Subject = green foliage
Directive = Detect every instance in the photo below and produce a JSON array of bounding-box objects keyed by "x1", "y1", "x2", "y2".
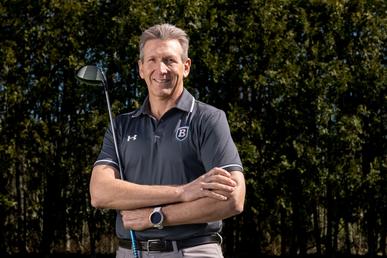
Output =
[{"x1": 0, "y1": 0, "x2": 385, "y2": 256}]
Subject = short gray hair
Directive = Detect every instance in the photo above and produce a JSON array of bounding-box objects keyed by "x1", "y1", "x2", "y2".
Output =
[{"x1": 139, "y1": 24, "x2": 189, "y2": 61}]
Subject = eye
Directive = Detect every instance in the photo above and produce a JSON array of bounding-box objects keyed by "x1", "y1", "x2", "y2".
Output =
[{"x1": 164, "y1": 57, "x2": 177, "y2": 65}]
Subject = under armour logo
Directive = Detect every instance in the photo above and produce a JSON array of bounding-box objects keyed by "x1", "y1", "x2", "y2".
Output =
[
  {"x1": 127, "y1": 135, "x2": 137, "y2": 142},
  {"x1": 176, "y1": 127, "x2": 189, "y2": 141}
]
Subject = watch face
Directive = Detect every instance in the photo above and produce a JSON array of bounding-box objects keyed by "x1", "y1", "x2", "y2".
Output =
[{"x1": 150, "y1": 211, "x2": 162, "y2": 224}]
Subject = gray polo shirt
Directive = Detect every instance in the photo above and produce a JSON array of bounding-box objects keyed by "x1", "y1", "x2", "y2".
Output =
[{"x1": 95, "y1": 89, "x2": 243, "y2": 240}]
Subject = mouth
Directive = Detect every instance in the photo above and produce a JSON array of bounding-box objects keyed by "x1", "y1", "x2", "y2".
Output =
[{"x1": 153, "y1": 78, "x2": 171, "y2": 85}]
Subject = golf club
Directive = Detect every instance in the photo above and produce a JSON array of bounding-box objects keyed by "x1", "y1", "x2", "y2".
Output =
[
  {"x1": 75, "y1": 65, "x2": 123, "y2": 180},
  {"x1": 75, "y1": 65, "x2": 139, "y2": 258}
]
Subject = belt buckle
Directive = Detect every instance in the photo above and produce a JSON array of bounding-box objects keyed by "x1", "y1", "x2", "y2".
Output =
[
  {"x1": 146, "y1": 239, "x2": 161, "y2": 253},
  {"x1": 216, "y1": 233, "x2": 223, "y2": 245}
]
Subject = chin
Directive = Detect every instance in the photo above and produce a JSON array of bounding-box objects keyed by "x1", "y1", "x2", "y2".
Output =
[
  {"x1": 151, "y1": 89, "x2": 173, "y2": 98},
  {"x1": 150, "y1": 83, "x2": 182, "y2": 98}
]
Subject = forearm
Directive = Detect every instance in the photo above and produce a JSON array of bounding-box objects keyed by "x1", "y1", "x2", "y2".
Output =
[
  {"x1": 90, "y1": 165, "x2": 183, "y2": 210},
  {"x1": 90, "y1": 165, "x2": 237, "y2": 210},
  {"x1": 163, "y1": 197, "x2": 239, "y2": 226},
  {"x1": 163, "y1": 171, "x2": 245, "y2": 226},
  {"x1": 121, "y1": 190, "x2": 244, "y2": 231},
  {"x1": 120, "y1": 171, "x2": 245, "y2": 231}
]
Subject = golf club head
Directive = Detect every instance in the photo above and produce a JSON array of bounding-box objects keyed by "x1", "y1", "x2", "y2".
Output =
[{"x1": 75, "y1": 65, "x2": 107, "y2": 88}]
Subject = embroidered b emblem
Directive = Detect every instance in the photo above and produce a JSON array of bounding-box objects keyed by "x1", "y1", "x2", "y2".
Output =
[{"x1": 176, "y1": 126, "x2": 189, "y2": 141}]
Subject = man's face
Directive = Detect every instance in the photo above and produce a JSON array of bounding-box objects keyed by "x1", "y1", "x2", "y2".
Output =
[{"x1": 138, "y1": 39, "x2": 191, "y2": 100}]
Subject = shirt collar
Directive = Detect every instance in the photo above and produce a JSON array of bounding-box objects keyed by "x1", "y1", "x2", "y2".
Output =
[
  {"x1": 175, "y1": 89, "x2": 195, "y2": 112},
  {"x1": 132, "y1": 89, "x2": 194, "y2": 118}
]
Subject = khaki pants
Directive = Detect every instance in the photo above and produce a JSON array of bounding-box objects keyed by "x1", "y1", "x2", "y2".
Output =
[{"x1": 116, "y1": 243, "x2": 224, "y2": 258}]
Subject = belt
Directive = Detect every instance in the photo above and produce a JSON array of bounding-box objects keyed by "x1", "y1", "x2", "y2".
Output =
[{"x1": 118, "y1": 234, "x2": 222, "y2": 252}]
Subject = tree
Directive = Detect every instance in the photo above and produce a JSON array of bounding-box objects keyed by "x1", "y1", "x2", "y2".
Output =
[{"x1": 0, "y1": 0, "x2": 385, "y2": 256}]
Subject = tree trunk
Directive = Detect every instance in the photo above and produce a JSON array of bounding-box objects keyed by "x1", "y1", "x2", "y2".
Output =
[
  {"x1": 326, "y1": 183, "x2": 334, "y2": 257},
  {"x1": 312, "y1": 200, "x2": 322, "y2": 255}
]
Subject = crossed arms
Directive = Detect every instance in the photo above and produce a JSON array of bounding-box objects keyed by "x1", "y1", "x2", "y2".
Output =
[{"x1": 90, "y1": 165, "x2": 246, "y2": 231}]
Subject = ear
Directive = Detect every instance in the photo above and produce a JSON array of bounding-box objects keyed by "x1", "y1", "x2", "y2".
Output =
[
  {"x1": 138, "y1": 60, "x2": 144, "y2": 79},
  {"x1": 183, "y1": 58, "x2": 191, "y2": 78}
]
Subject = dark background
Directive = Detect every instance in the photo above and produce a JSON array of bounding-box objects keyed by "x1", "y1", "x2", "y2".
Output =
[{"x1": 0, "y1": 0, "x2": 386, "y2": 257}]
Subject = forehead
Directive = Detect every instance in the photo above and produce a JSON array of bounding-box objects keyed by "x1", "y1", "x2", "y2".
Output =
[{"x1": 143, "y1": 39, "x2": 183, "y2": 58}]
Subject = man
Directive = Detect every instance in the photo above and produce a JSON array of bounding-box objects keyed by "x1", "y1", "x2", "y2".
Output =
[{"x1": 90, "y1": 23, "x2": 246, "y2": 258}]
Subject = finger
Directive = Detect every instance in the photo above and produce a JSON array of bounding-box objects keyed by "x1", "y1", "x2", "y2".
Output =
[
  {"x1": 205, "y1": 175, "x2": 237, "y2": 187},
  {"x1": 201, "y1": 189, "x2": 228, "y2": 200},
  {"x1": 209, "y1": 167, "x2": 232, "y2": 177},
  {"x1": 202, "y1": 182, "x2": 235, "y2": 192},
  {"x1": 120, "y1": 210, "x2": 131, "y2": 216}
]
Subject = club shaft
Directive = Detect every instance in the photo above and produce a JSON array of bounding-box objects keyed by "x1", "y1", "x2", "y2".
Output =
[
  {"x1": 104, "y1": 89, "x2": 124, "y2": 180},
  {"x1": 101, "y1": 71, "x2": 138, "y2": 258}
]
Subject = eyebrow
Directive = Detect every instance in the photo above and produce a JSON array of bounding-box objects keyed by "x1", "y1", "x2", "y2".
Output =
[{"x1": 145, "y1": 55, "x2": 179, "y2": 62}]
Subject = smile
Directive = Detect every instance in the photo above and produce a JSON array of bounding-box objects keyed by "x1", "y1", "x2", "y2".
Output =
[{"x1": 153, "y1": 78, "x2": 171, "y2": 84}]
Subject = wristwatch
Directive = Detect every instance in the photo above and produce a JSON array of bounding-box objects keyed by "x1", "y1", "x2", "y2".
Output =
[{"x1": 149, "y1": 207, "x2": 164, "y2": 229}]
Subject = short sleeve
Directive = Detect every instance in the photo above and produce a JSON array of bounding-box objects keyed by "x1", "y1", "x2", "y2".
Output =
[
  {"x1": 94, "y1": 125, "x2": 120, "y2": 171},
  {"x1": 199, "y1": 109, "x2": 243, "y2": 173}
]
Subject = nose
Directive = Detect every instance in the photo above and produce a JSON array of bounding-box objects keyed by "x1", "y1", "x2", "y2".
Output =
[{"x1": 158, "y1": 61, "x2": 168, "y2": 74}]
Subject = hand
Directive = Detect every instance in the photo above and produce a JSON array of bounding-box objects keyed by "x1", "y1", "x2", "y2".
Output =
[
  {"x1": 178, "y1": 167, "x2": 237, "y2": 202},
  {"x1": 120, "y1": 208, "x2": 152, "y2": 231}
]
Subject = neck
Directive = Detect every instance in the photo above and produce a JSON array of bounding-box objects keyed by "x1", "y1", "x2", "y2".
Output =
[
  {"x1": 149, "y1": 100, "x2": 175, "y2": 120},
  {"x1": 149, "y1": 89, "x2": 184, "y2": 120}
]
